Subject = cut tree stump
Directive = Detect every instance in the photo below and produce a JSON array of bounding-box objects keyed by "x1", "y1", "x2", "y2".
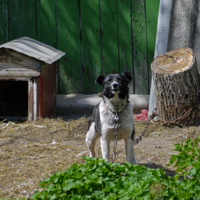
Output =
[{"x1": 151, "y1": 47, "x2": 200, "y2": 126}]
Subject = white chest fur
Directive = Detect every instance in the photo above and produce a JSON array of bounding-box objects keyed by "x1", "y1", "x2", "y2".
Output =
[{"x1": 99, "y1": 97, "x2": 134, "y2": 141}]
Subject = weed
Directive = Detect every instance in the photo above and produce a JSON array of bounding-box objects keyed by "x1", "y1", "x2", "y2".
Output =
[{"x1": 31, "y1": 138, "x2": 200, "y2": 200}]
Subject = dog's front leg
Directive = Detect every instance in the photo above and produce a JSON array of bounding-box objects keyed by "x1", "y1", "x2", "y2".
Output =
[
  {"x1": 100, "y1": 137, "x2": 110, "y2": 162},
  {"x1": 125, "y1": 138, "x2": 137, "y2": 164}
]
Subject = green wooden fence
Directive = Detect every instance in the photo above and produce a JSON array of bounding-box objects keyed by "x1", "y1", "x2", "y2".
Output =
[{"x1": 0, "y1": 0, "x2": 159, "y2": 94}]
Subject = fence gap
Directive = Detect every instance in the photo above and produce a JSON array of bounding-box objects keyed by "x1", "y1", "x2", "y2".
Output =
[
  {"x1": 144, "y1": 0, "x2": 150, "y2": 93},
  {"x1": 78, "y1": 0, "x2": 84, "y2": 94},
  {"x1": 99, "y1": 0, "x2": 103, "y2": 75},
  {"x1": 7, "y1": 0, "x2": 9, "y2": 42},
  {"x1": 130, "y1": 0, "x2": 135, "y2": 93},
  {"x1": 35, "y1": 0, "x2": 38, "y2": 40},
  {"x1": 55, "y1": 0, "x2": 60, "y2": 93},
  {"x1": 116, "y1": 0, "x2": 120, "y2": 73}
]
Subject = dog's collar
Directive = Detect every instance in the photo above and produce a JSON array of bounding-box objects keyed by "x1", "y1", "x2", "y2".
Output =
[
  {"x1": 107, "y1": 101, "x2": 128, "y2": 114},
  {"x1": 102, "y1": 95, "x2": 128, "y2": 118}
]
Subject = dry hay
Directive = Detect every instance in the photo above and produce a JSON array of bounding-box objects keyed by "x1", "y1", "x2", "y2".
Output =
[
  {"x1": 134, "y1": 122, "x2": 200, "y2": 174},
  {"x1": 0, "y1": 117, "x2": 89, "y2": 199},
  {"x1": 0, "y1": 117, "x2": 200, "y2": 199}
]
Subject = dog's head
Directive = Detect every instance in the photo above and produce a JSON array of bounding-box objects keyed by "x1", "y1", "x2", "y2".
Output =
[{"x1": 96, "y1": 72, "x2": 133, "y2": 99}]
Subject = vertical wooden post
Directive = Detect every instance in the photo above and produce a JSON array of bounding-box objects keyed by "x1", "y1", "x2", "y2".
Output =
[
  {"x1": 28, "y1": 78, "x2": 33, "y2": 121},
  {"x1": 33, "y1": 77, "x2": 37, "y2": 121},
  {"x1": 28, "y1": 77, "x2": 38, "y2": 121}
]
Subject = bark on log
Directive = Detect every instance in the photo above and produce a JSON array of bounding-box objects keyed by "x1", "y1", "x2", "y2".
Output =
[{"x1": 151, "y1": 47, "x2": 200, "y2": 126}]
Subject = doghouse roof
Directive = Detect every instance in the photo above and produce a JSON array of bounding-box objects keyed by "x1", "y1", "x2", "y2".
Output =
[{"x1": 0, "y1": 37, "x2": 65, "y2": 64}]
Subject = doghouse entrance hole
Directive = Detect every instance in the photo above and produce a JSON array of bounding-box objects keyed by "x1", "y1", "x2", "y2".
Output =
[{"x1": 0, "y1": 81, "x2": 28, "y2": 118}]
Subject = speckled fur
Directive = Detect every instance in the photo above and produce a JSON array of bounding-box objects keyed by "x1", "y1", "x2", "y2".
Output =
[{"x1": 86, "y1": 73, "x2": 136, "y2": 164}]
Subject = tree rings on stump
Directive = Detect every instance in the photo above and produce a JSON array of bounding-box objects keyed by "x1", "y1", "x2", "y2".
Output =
[{"x1": 151, "y1": 47, "x2": 200, "y2": 126}]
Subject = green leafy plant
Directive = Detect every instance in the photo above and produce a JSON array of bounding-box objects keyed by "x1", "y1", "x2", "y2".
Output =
[
  {"x1": 31, "y1": 138, "x2": 200, "y2": 200},
  {"x1": 168, "y1": 137, "x2": 200, "y2": 179}
]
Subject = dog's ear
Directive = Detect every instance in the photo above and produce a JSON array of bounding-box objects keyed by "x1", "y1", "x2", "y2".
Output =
[
  {"x1": 95, "y1": 75, "x2": 106, "y2": 85},
  {"x1": 123, "y1": 72, "x2": 133, "y2": 83}
]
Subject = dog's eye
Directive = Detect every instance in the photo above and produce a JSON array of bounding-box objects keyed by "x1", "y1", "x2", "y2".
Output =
[{"x1": 117, "y1": 79, "x2": 122, "y2": 83}]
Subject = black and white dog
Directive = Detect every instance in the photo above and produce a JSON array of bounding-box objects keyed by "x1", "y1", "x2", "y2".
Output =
[{"x1": 86, "y1": 72, "x2": 136, "y2": 164}]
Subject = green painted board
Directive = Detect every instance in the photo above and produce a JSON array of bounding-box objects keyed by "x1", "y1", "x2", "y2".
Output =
[
  {"x1": 132, "y1": 0, "x2": 148, "y2": 94},
  {"x1": 9, "y1": 0, "x2": 37, "y2": 40},
  {"x1": 57, "y1": 0, "x2": 82, "y2": 94},
  {"x1": 101, "y1": 0, "x2": 119, "y2": 75},
  {"x1": 117, "y1": 0, "x2": 133, "y2": 94},
  {"x1": 1, "y1": 0, "x2": 159, "y2": 95},
  {"x1": 0, "y1": 0, "x2": 8, "y2": 44},
  {"x1": 80, "y1": 0, "x2": 102, "y2": 94},
  {"x1": 36, "y1": 0, "x2": 57, "y2": 48},
  {"x1": 146, "y1": 0, "x2": 160, "y2": 87}
]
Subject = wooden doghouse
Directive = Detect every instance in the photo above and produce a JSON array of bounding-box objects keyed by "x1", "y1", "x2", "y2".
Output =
[{"x1": 0, "y1": 37, "x2": 65, "y2": 121}]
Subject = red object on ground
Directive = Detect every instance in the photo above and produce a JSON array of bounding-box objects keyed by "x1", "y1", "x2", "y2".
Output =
[{"x1": 134, "y1": 109, "x2": 148, "y2": 121}]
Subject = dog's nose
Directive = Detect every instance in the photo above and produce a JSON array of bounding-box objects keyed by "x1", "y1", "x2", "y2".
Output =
[{"x1": 112, "y1": 83, "x2": 118, "y2": 88}]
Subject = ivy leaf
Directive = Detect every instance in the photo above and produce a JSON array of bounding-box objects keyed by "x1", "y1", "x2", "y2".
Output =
[
  {"x1": 173, "y1": 143, "x2": 182, "y2": 151},
  {"x1": 45, "y1": 185, "x2": 54, "y2": 192},
  {"x1": 189, "y1": 168, "x2": 197, "y2": 177},
  {"x1": 92, "y1": 190, "x2": 105, "y2": 198},
  {"x1": 90, "y1": 173, "x2": 98, "y2": 180},
  {"x1": 96, "y1": 177, "x2": 103, "y2": 184},
  {"x1": 105, "y1": 181, "x2": 115, "y2": 187},
  {"x1": 48, "y1": 193, "x2": 57, "y2": 200},
  {"x1": 168, "y1": 155, "x2": 177, "y2": 167},
  {"x1": 30, "y1": 190, "x2": 41, "y2": 199},
  {"x1": 63, "y1": 180, "x2": 76, "y2": 191}
]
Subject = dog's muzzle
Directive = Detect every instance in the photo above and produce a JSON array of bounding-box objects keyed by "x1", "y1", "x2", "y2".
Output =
[{"x1": 111, "y1": 82, "x2": 119, "y2": 92}]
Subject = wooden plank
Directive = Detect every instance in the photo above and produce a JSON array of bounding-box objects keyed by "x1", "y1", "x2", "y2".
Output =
[
  {"x1": 36, "y1": 0, "x2": 57, "y2": 48},
  {"x1": 37, "y1": 63, "x2": 56, "y2": 118},
  {"x1": 80, "y1": 0, "x2": 102, "y2": 94},
  {"x1": 146, "y1": 0, "x2": 160, "y2": 88},
  {"x1": 101, "y1": 0, "x2": 119, "y2": 75},
  {"x1": 0, "y1": 68, "x2": 40, "y2": 72},
  {"x1": 9, "y1": 0, "x2": 37, "y2": 40},
  {"x1": 57, "y1": 0, "x2": 82, "y2": 94},
  {"x1": 0, "y1": 77, "x2": 29, "y2": 81},
  {"x1": 117, "y1": 0, "x2": 133, "y2": 93},
  {"x1": 0, "y1": 69, "x2": 40, "y2": 77},
  {"x1": 0, "y1": 49, "x2": 38, "y2": 69},
  {"x1": 0, "y1": 0, "x2": 8, "y2": 44},
  {"x1": 33, "y1": 78, "x2": 37, "y2": 120},
  {"x1": 28, "y1": 78, "x2": 34, "y2": 121},
  {"x1": 131, "y1": 0, "x2": 148, "y2": 94}
]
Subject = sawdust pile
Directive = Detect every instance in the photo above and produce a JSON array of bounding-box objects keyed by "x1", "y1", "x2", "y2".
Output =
[{"x1": 0, "y1": 117, "x2": 200, "y2": 199}]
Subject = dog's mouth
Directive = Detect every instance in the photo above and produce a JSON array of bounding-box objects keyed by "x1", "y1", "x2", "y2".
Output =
[
  {"x1": 111, "y1": 88, "x2": 120, "y2": 93},
  {"x1": 111, "y1": 88, "x2": 119, "y2": 91}
]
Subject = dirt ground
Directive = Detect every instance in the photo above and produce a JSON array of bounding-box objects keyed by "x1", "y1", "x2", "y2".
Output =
[{"x1": 0, "y1": 117, "x2": 200, "y2": 199}]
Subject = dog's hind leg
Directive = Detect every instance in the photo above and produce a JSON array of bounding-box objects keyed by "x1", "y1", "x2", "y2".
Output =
[
  {"x1": 133, "y1": 151, "x2": 137, "y2": 164},
  {"x1": 86, "y1": 122, "x2": 99, "y2": 157}
]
